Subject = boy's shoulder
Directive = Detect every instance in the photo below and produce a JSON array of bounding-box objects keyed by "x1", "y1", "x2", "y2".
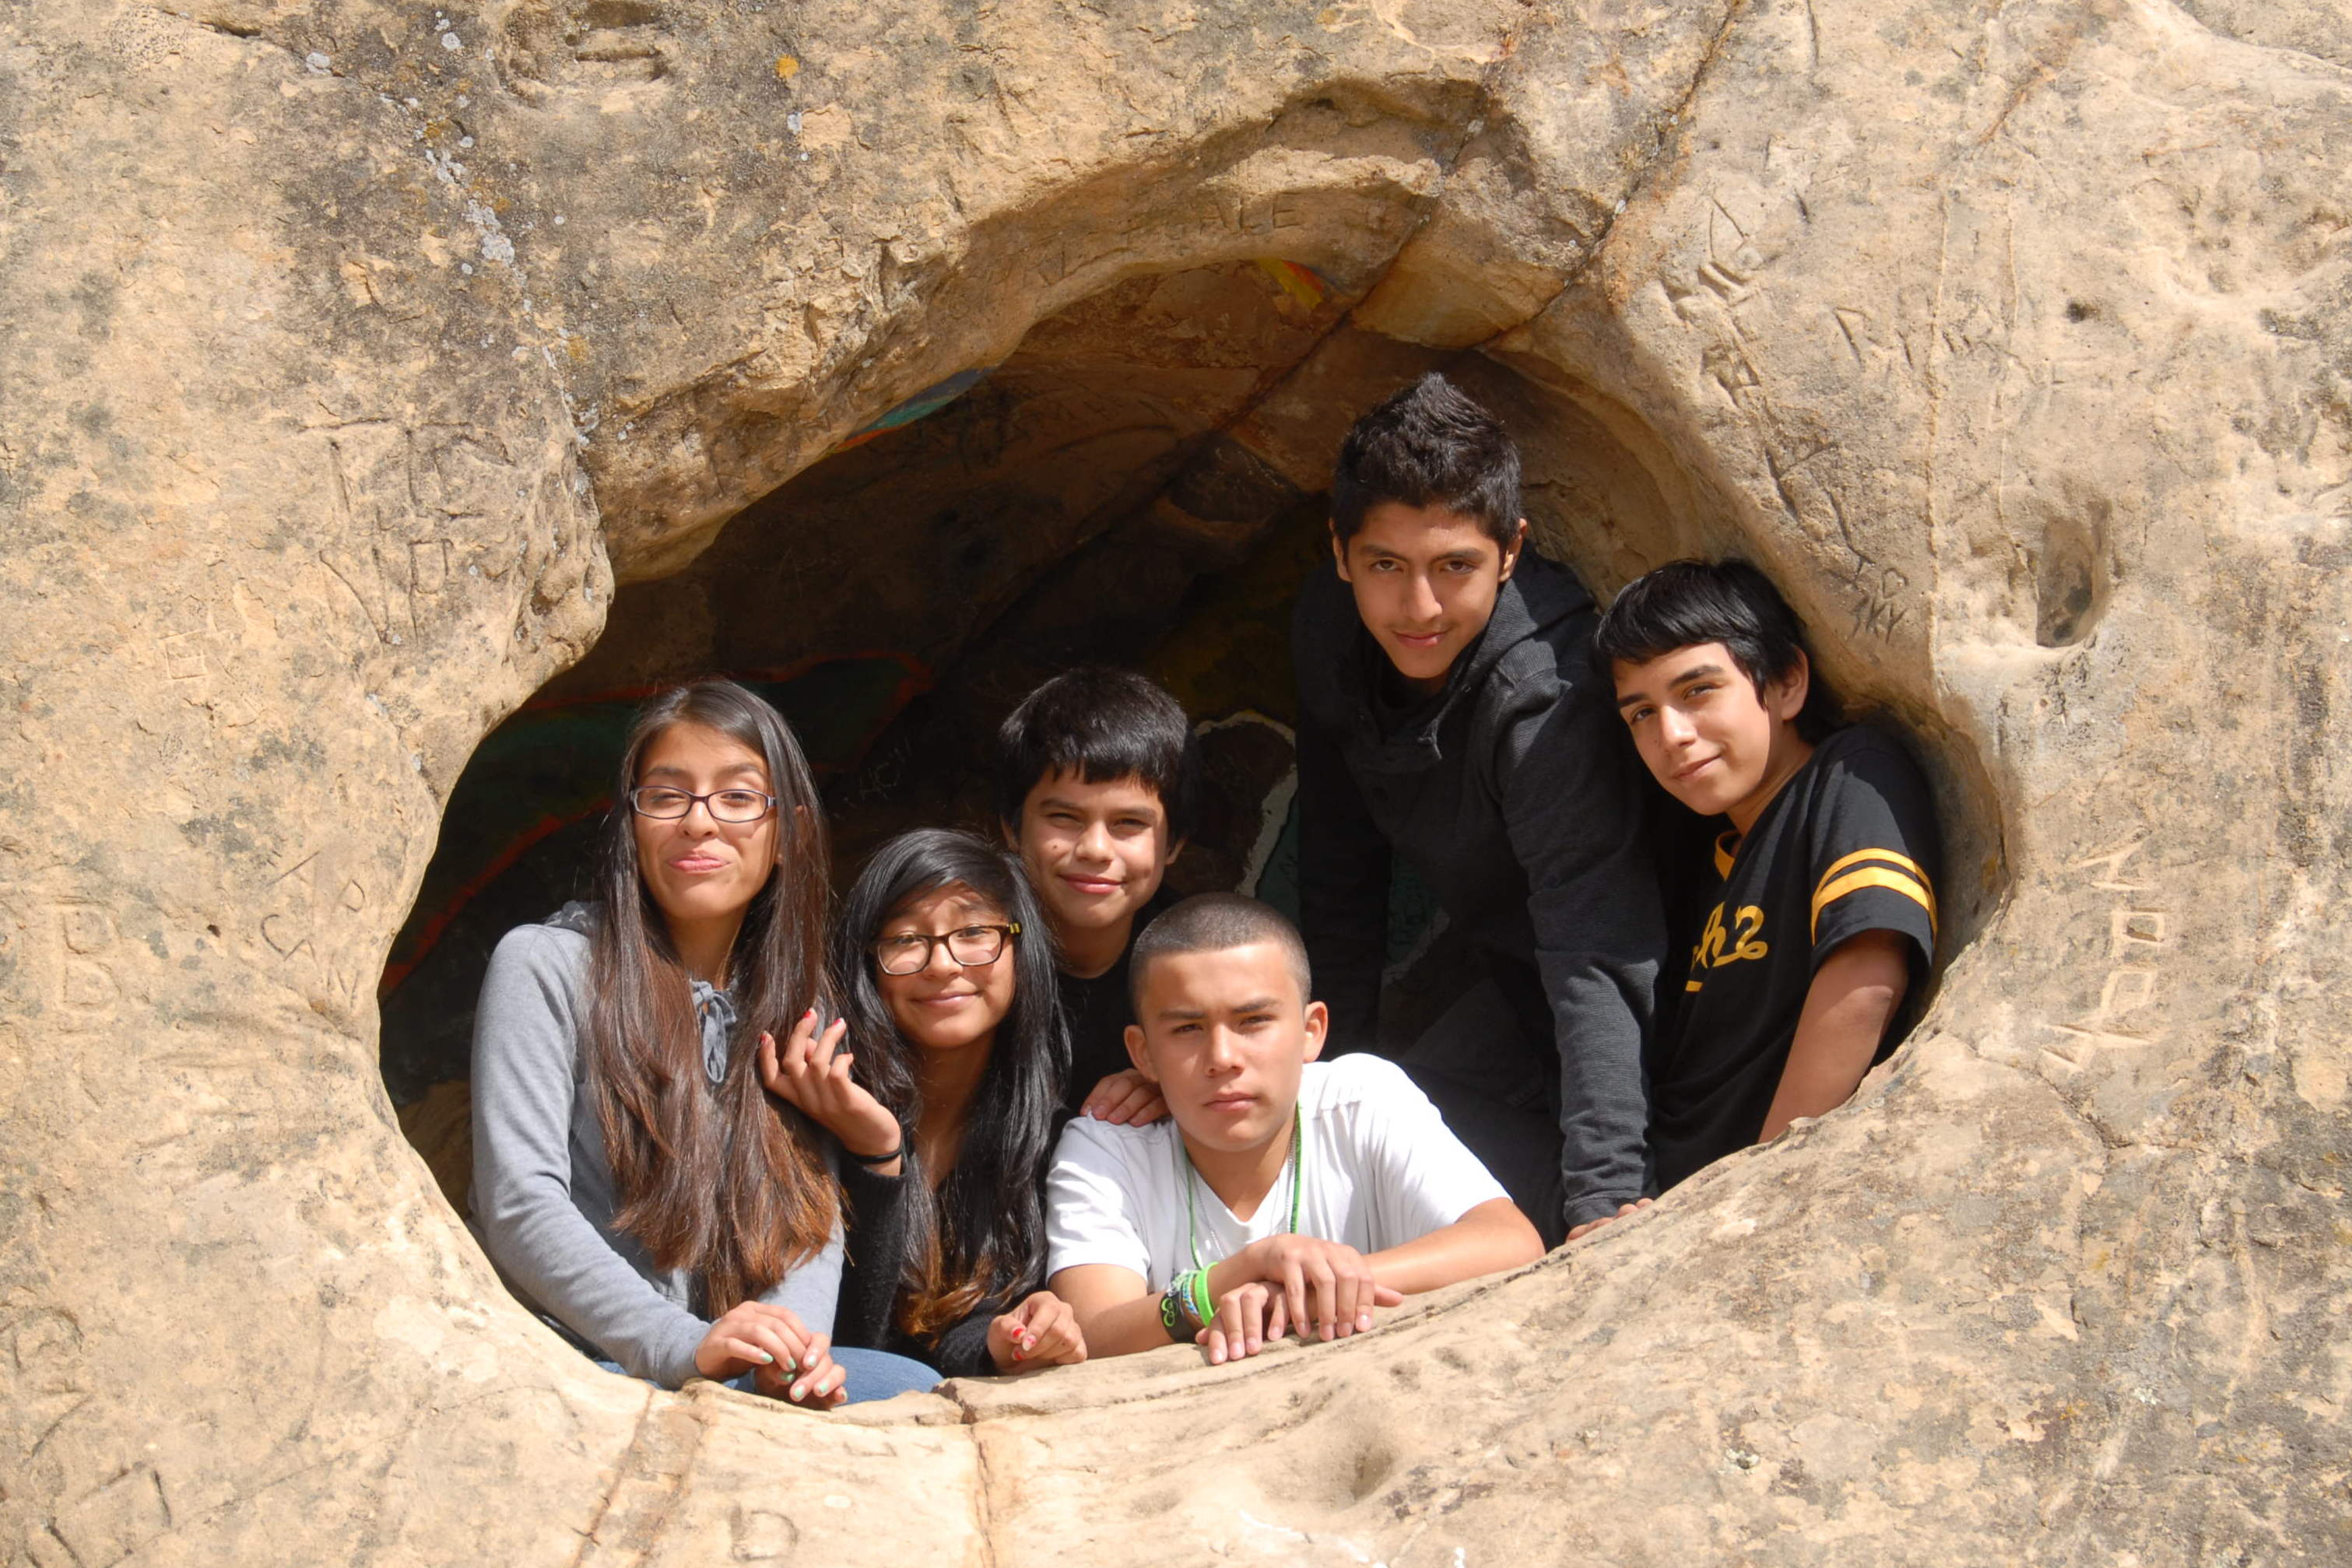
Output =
[
  {"x1": 1474, "y1": 553, "x2": 1610, "y2": 708},
  {"x1": 1764, "y1": 723, "x2": 1941, "y2": 959},
  {"x1": 1813, "y1": 721, "x2": 1927, "y2": 775},
  {"x1": 1050, "y1": 1105, "x2": 1180, "y2": 1177},
  {"x1": 1292, "y1": 561, "x2": 1368, "y2": 720},
  {"x1": 1298, "y1": 1052, "x2": 1417, "y2": 1112},
  {"x1": 1297, "y1": 1055, "x2": 1437, "y2": 1149},
  {"x1": 1788, "y1": 725, "x2": 1938, "y2": 837}
]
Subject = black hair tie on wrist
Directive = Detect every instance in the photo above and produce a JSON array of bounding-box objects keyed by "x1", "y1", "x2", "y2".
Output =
[{"x1": 849, "y1": 1144, "x2": 903, "y2": 1166}]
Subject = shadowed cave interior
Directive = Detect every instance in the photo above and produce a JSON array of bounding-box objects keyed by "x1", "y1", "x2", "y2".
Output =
[{"x1": 377, "y1": 257, "x2": 1988, "y2": 1208}]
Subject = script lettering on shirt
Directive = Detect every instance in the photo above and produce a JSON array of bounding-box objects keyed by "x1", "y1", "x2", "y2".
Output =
[{"x1": 1687, "y1": 903, "x2": 1770, "y2": 991}]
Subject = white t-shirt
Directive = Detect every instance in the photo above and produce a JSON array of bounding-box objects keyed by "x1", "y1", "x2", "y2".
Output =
[{"x1": 1045, "y1": 1054, "x2": 1509, "y2": 1289}]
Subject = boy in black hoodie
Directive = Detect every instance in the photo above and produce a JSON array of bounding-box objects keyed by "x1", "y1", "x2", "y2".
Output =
[{"x1": 1291, "y1": 374, "x2": 1666, "y2": 1245}]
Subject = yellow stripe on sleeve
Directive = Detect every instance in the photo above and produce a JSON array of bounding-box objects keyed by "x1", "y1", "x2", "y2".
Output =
[
  {"x1": 1810, "y1": 866, "x2": 1937, "y2": 942},
  {"x1": 1815, "y1": 846, "x2": 1933, "y2": 893}
]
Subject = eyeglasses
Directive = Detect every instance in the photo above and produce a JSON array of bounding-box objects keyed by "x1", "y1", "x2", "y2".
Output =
[
  {"x1": 873, "y1": 923, "x2": 1020, "y2": 975},
  {"x1": 627, "y1": 785, "x2": 778, "y2": 823}
]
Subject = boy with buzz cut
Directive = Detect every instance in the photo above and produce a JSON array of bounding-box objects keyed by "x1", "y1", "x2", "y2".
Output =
[
  {"x1": 996, "y1": 666, "x2": 1200, "y2": 1123},
  {"x1": 1294, "y1": 372, "x2": 1666, "y2": 1244},
  {"x1": 1046, "y1": 894, "x2": 1542, "y2": 1363},
  {"x1": 1596, "y1": 559, "x2": 1941, "y2": 1201}
]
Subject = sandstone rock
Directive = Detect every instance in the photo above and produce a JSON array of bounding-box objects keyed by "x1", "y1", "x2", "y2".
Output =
[{"x1": 2, "y1": 1, "x2": 2348, "y2": 1563}]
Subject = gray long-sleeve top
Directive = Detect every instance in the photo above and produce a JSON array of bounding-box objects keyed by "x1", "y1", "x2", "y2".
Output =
[{"x1": 469, "y1": 910, "x2": 841, "y2": 1388}]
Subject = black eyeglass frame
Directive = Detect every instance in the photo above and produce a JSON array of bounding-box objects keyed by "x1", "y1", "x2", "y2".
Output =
[
  {"x1": 624, "y1": 785, "x2": 780, "y2": 823},
  {"x1": 871, "y1": 921, "x2": 1023, "y2": 976}
]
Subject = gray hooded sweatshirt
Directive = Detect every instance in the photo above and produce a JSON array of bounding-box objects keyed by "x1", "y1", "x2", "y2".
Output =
[{"x1": 469, "y1": 905, "x2": 841, "y2": 1387}]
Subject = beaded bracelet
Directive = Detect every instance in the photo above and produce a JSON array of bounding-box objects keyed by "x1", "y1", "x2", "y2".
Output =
[
  {"x1": 1159, "y1": 1277, "x2": 1194, "y2": 1342},
  {"x1": 1159, "y1": 1267, "x2": 1216, "y2": 1342}
]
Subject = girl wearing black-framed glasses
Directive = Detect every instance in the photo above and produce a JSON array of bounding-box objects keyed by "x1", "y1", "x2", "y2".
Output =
[{"x1": 762, "y1": 827, "x2": 1086, "y2": 1376}]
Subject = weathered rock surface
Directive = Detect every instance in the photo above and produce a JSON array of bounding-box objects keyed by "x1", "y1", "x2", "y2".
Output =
[{"x1": 2, "y1": 1, "x2": 2349, "y2": 1563}]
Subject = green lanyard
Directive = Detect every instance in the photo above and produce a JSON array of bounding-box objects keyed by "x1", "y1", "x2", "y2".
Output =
[{"x1": 1177, "y1": 1106, "x2": 1305, "y2": 1271}]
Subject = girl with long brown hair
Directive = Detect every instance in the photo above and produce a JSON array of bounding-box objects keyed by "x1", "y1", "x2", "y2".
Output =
[{"x1": 470, "y1": 679, "x2": 934, "y2": 1403}]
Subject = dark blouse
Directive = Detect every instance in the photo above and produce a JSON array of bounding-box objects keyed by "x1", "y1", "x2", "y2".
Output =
[{"x1": 833, "y1": 1157, "x2": 1025, "y2": 1378}]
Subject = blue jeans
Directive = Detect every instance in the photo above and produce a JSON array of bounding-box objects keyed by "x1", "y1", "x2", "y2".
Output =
[
  {"x1": 591, "y1": 1346, "x2": 941, "y2": 1405},
  {"x1": 830, "y1": 1347, "x2": 944, "y2": 1403}
]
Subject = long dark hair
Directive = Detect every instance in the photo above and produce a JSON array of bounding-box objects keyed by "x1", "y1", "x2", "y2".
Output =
[
  {"x1": 584, "y1": 679, "x2": 837, "y2": 1314},
  {"x1": 834, "y1": 829, "x2": 1068, "y2": 1342}
]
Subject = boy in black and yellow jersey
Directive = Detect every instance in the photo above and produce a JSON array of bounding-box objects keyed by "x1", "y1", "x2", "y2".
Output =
[{"x1": 1595, "y1": 560, "x2": 1940, "y2": 1205}]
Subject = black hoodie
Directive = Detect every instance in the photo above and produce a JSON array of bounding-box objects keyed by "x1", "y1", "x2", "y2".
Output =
[{"x1": 1292, "y1": 549, "x2": 1662, "y2": 1228}]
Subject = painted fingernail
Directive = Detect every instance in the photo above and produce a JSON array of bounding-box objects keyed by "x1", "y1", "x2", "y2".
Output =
[
  {"x1": 783, "y1": 1356, "x2": 797, "y2": 1372},
  {"x1": 754, "y1": 1350, "x2": 774, "y2": 1363}
]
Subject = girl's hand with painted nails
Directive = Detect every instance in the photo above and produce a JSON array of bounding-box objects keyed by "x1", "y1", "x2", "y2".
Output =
[
  {"x1": 753, "y1": 1327, "x2": 848, "y2": 1409},
  {"x1": 986, "y1": 1290, "x2": 1087, "y2": 1373},
  {"x1": 758, "y1": 1012, "x2": 903, "y2": 1168},
  {"x1": 695, "y1": 1300, "x2": 814, "y2": 1383},
  {"x1": 1080, "y1": 1068, "x2": 1167, "y2": 1126}
]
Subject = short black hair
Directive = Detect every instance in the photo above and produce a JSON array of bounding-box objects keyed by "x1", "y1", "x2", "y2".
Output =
[
  {"x1": 1329, "y1": 372, "x2": 1522, "y2": 548},
  {"x1": 1129, "y1": 894, "x2": 1312, "y2": 1016},
  {"x1": 992, "y1": 666, "x2": 1200, "y2": 840},
  {"x1": 1593, "y1": 558, "x2": 1842, "y2": 740}
]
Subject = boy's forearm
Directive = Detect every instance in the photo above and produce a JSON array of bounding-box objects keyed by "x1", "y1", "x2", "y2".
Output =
[
  {"x1": 1759, "y1": 931, "x2": 1909, "y2": 1142},
  {"x1": 1532, "y1": 880, "x2": 1662, "y2": 1226},
  {"x1": 1364, "y1": 1198, "x2": 1543, "y2": 1296},
  {"x1": 1054, "y1": 1270, "x2": 1181, "y2": 1359},
  {"x1": 1510, "y1": 722, "x2": 1665, "y2": 1226},
  {"x1": 1544, "y1": 963, "x2": 1655, "y2": 1225},
  {"x1": 1081, "y1": 1296, "x2": 1177, "y2": 1357}
]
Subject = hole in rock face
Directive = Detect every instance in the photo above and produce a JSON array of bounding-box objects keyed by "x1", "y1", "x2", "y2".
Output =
[
  {"x1": 2034, "y1": 503, "x2": 2112, "y2": 648},
  {"x1": 380, "y1": 258, "x2": 1992, "y2": 1212}
]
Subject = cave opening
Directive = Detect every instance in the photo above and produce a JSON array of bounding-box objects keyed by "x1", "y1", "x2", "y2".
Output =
[{"x1": 378, "y1": 256, "x2": 1984, "y2": 1209}]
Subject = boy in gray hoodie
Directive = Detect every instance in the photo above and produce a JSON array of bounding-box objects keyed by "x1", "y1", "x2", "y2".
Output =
[{"x1": 1291, "y1": 374, "x2": 1666, "y2": 1244}]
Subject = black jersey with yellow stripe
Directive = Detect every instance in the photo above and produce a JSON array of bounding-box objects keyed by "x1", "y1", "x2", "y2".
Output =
[{"x1": 1648, "y1": 724, "x2": 1940, "y2": 1193}]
